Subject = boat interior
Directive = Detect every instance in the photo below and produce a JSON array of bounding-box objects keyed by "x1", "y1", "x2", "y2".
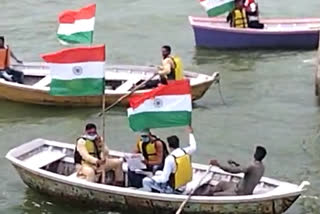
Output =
[
  {"x1": 8, "y1": 63, "x2": 215, "y2": 93},
  {"x1": 12, "y1": 140, "x2": 278, "y2": 196}
]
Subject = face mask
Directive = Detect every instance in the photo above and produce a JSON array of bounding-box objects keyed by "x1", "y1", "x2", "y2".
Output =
[
  {"x1": 85, "y1": 134, "x2": 97, "y2": 141},
  {"x1": 141, "y1": 136, "x2": 150, "y2": 143}
]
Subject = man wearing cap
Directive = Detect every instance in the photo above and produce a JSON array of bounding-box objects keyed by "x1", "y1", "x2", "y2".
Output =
[
  {"x1": 128, "y1": 130, "x2": 168, "y2": 188},
  {"x1": 141, "y1": 126, "x2": 196, "y2": 193}
]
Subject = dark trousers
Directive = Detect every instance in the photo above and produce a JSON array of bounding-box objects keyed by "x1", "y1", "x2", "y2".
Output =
[
  {"x1": 248, "y1": 21, "x2": 264, "y2": 29},
  {"x1": 0, "y1": 68, "x2": 24, "y2": 83},
  {"x1": 128, "y1": 163, "x2": 164, "y2": 188}
]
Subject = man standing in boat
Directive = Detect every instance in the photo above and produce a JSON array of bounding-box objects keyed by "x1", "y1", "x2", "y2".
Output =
[
  {"x1": 194, "y1": 146, "x2": 267, "y2": 196},
  {"x1": 141, "y1": 126, "x2": 196, "y2": 193},
  {"x1": 128, "y1": 130, "x2": 168, "y2": 188},
  {"x1": 0, "y1": 36, "x2": 24, "y2": 83},
  {"x1": 75, "y1": 123, "x2": 124, "y2": 186}
]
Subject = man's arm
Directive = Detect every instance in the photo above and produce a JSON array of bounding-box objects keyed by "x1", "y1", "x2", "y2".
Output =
[
  {"x1": 9, "y1": 47, "x2": 22, "y2": 63},
  {"x1": 152, "y1": 156, "x2": 174, "y2": 183},
  {"x1": 145, "y1": 141, "x2": 163, "y2": 165},
  {"x1": 77, "y1": 138, "x2": 98, "y2": 165},
  {"x1": 227, "y1": 12, "x2": 232, "y2": 22},
  {"x1": 182, "y1": 126, "x2": 197, "y2": 155},
  {"x1": 210, "y1": 160, "x2": 248, "y2": 174}
]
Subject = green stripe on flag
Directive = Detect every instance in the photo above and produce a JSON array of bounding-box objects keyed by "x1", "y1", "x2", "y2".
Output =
[
  {"x1": 57, "y1": 31, "x2": 93, "y2": 44},
  {"x1": 50, "y1": 78, "x2": 103, "y2": 96},
  {"x1": 207, "y1": 2, "x2": 234, "y2": 17},
  {"x1": 128, "y1": 111, "x2": 191, "y2": 131}
]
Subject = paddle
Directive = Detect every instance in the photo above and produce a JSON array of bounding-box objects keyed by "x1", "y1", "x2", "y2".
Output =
[
  {"x1": 175, "y1": 165, "x2": 213, "y2": 214},
  {"x1": 98, "y1": 73, "x2": 158, "y2": 116}
]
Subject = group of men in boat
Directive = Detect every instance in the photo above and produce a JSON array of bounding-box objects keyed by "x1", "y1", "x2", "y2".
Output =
[
  {"x1": 227, "y1": 0, "x2": 264, "y2": 29},
  {"x1": 75, "y1": 123, "x2": 267, "y2": 196},
  {"x1": 0, "y1": 36, "x2": 24, "y2": 83}
]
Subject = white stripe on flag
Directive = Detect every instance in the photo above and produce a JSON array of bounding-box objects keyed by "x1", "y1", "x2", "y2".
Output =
[
  {"x1": 128, "y1": 95, "x2": 192, "y2": 116},
  {"x1": 49, "y1": 61, "x2": 104, "y2": 80},
  {"x1": 57, "y1": 17, "x2": 95, "y2": 35},
  {"x1": 201, "y1": 0, "x2": 234, "y2": 11}
]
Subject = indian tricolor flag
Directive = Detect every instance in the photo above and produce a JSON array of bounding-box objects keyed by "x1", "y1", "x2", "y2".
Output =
[
  {"x1": 41, "y1": 45, "x2": 105, "y2": 96},
  {"x1": 57, "y1": 4, "x2": 96, "y2": 44},
  {"x1": 127, "y1": 80, "x2": 192, "y2": 131},
  {"x1": 200, "y1": 0, "x2": 234, "y2": 17}
]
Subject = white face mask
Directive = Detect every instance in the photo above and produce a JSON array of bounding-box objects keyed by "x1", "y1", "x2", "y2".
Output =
[{"x1": 84, "y1": 134, "x2": 97, "y2": 141}]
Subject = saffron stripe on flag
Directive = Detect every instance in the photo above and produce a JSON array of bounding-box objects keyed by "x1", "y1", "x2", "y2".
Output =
[
  {"x1": 59, "y1": 4, "x2": 96, "y2": 23},
  {"x1": 129, "y1": 80, "x2": 191, "y2": 108},
  {"x1": 41, "y1": 45, "x2": 105, "y2": 63},
  {"x1": 50, "y1": 78, "x2": 104, "y2": 96},
  {"x1": 128, "y1": 111, "x2": 192, "y2": 131}
]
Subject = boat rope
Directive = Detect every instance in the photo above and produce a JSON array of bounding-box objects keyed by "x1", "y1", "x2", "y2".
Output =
[{"x1": 217, "y1": 79, "x2": 226, "y2": 105}]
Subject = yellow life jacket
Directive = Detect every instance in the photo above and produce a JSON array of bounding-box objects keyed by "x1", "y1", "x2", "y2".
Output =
[
  {"x1": 167, "y1": 56, "x2": 184, "y2": 81},
  {"x1": 170, "y1": 149, "x2": 193, "y2": 189},
  {"x1": 232, "y1": 8, "x2": 248, "y2": 28},
  {"x1": 137, "y1": 140, "x2": 158, "y2": 161},
  {"x1": 0, "y1": 48, "x2": 10, "y2": 70},
  {"x1": 74, "y1": 137, "x2": 101, "y2": 165}
]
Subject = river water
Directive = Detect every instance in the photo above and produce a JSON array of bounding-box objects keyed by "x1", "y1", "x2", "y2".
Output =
[{"x1": 1, "y1": 0, "x2": 320, "y2": 213}]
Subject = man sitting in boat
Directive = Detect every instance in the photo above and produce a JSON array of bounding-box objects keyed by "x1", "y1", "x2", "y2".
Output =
[
  {"x1": 227, "y1": 0, "x2": 248, "y2": 28},
  {"x1": 141, "y1": 126, "x2": 196, "y2": 193},
  {"x1": 0, "y1": 36, "x2": 24, "y2": 83},
  {"x1": 74, "y1": 123, "x2": 124, "y2": 186},
  {"x1": 244, "y1": 0, "x2": 264, "y2": 29},
  {"x1": 158, "y1": 45, "x2": 183, "y2": 82},
  {"x1": 128, "y1": 130, "x2": 169, "y2": 188},
  {"x1": 194, "y1": 146, "x2": 267, "y2": 196}
]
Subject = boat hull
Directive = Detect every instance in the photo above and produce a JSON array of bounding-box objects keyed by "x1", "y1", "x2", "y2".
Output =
[
  {"x1": 192, "y1": 25, "x2": 319, "y2": 49},
  {"x1": 0, "y1": 80, "x2": 214, "y2": 107},
  {"x1": 189, "y1": 17, "x2": 320, "y2": 49},
  {"x1": 14, "y1": 164, "x2": 300, "y2": 214},
  {"x1": 0, "y1": 63, "x2": 220, "y2": 107}
]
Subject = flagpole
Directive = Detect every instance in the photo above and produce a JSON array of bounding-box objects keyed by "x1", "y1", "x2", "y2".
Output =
[{"x1": 101, "y1": 77, "x2": 106, "y2": 184}]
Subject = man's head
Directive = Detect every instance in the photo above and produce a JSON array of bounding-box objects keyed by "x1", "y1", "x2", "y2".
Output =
[
  {"x1": 85, "y1": 123, "x2": 97, "y2": 140},
  {"x1": 235, "y1": 0, "x2": 244, "y2": 9},
  {"x1": 161, "y1": 45, "x2": 171, "y2": 59},
  {"x1": 140, "y1": 129, "x2": 151, "y2": 143},
  {"x1": 254, "y1": 146, "x2": 267, "y2": 161},
  {"x1": 167, "y1": 135, "x2": 179, "y2": 150},
  {"x1": 0, "y1": 37, "x2": 4, "y2": 48}
]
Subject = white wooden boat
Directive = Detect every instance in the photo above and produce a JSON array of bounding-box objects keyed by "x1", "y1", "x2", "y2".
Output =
[
  {"x1": 0, "y1": 63, "x2": 220, "y2": 107},
  {"x1": 6, "y1": 139, "x2": 309, "y2": 214}
]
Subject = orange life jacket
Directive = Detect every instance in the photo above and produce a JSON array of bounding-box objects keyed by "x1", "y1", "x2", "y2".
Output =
[{"x1": 0, "y1": 48, "x2": 10, "y2": 70}]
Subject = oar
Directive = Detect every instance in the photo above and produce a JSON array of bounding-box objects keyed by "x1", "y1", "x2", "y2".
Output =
[
  {"x1": 176, "y1": 165, "x2": 213, "y2": 214},
  {"x1": 98, "y1": 73, "x2": 158, "y2": 116}
]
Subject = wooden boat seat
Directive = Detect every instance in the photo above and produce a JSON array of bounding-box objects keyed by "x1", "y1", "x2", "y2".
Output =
[
  {"x1": 115, "y1": 77, "x2": 141, "y2": 92},
  {"x1": 33, "y1": 75, "x2": 51, "y2": 88},
  {"x1": 25, "y1": 150, "x2": 66, "y2": 169}
]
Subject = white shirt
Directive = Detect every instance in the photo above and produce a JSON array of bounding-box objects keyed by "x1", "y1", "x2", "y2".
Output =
[{"x1": 152, "y1": 133, "x2": 197, "y2": 183}]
